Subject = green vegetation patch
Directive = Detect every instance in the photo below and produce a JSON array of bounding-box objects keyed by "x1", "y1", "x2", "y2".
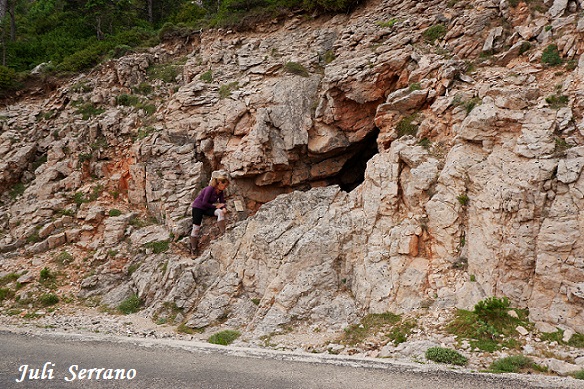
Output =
[
  {"x1": 219, "y1": 82, "x2": 240, "y2": 99},
  {"x1": 9, "y1": 182, "x2": 26, "y2": 200},
  {"x1": 116, "y1": 94, "x2": 141, "y2": 106},
  {"x1": 39, "y1": 267, "x2": 55, "y2": 284},
  {"x1": 387, "y1": 318, "x2": 417, "y2": 345},
  {"x1": 109, "y1": 209, "x2": 123, "y2": 217},
  {"x1": 147, "y1": 63, "x2": 180, "y2": 83},
  {"x1": 0, "y1": 273, "x2": 19, "y2": 287},
  {"x1": 541, "y1": 329, "x2": 584, "y2": 348},
  {"x1": 143, "y1": 240, "x2": 170, "y2": 254},
  {"x1": 284, "y1": 61, "x2": 309, "y2": 77},
  {"x1": 118, "y1": 294, "x2": 142, "y2": 314},
  {"x1": 0, "y1": 66, "x2": 18, "y2": 94},
  {"x1": 447, "y1": 297, "x2": 529, "y2": 352},
  {"x1": 55, "y1": 251, "x2": 74, "y2": 265},
  {"x1": 457, "y1": 193, "x2": 469, "y2": 206},
  {"x1": 376, "y1": 18, "x2": 398, "y2": 28},
  {"x1": 488, "y1": 355, "x2": 546, "y2": 374},
  {"x1": 39, "y1": 293, "x2": 59, "y2": 307},
  {"x1": 425, "y1": 347, "x2": 468, "y2": 366},
  {"x1": 541, "y1": 44, "x2": 563, "y2": 66},
  {"x1": 72, "y1": 101, "x2": 105, "y2": 120},
  {"x1": 0, "y1": 288, "x2": 15, "y2": 302},
  {"x1": 208, "y1": 330, "x2": 241, "y2": 345},
  {"x1": 200, "y1": 70, "x2": 213, "y2": 83},
  {"x1": 545, "y1": 94, "x2": 569, "y2": 109},
  {"x1": 342, "y1": 312, "x2": 401, "y2": 345},
  {"x1": 396, "y1": 114, "x2": 419, "y2": 138},
  {"x1": 423, "y1": 24, "x2": 447, "y2": 44}
]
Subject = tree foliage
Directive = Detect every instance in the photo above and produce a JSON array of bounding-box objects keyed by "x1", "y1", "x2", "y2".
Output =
[{"x1": 0, "y1": 0, "x2": 360, "y2": 74}]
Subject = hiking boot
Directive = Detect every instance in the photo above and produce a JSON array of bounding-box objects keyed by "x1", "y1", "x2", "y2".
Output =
[
  {"x1": 189, "y1": 236, "x2": 199, "y2": 255},
  {"x1": 217, "y1": 220, "x2": 226, "y2": 234}
]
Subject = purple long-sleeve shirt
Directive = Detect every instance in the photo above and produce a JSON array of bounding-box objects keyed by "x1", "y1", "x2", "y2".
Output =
[{"x1": 192, "y1": 186, "x2": 225, "y2": 211}]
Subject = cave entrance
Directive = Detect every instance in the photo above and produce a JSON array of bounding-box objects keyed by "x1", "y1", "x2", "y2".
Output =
[{"x1": 330, "y1": 127, "x2": 379, "y2": 192}]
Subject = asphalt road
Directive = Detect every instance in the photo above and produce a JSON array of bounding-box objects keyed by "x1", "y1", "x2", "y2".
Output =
[{"x1": 0, "y1": 329, "x2": 581, "y2": 389}]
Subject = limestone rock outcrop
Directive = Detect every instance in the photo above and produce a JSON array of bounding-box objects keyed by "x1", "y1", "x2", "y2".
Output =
[{"x1": 0, "y1": 0, "x2": 583, "y2": 338}]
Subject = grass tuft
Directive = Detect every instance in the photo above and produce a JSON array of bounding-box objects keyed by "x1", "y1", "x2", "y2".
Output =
[
  {"x1": 489, "y1": 355, "x2": 546, "y2": 373},
  {"x1": 118, "y1": 294, "x2": 142, "y2": 314},
  {"x1": 425, "y1": 347, "x2": 468, "y2": 366},
  {"x1": 208, "y1": 330, "x2": 241, "y2": 345}
]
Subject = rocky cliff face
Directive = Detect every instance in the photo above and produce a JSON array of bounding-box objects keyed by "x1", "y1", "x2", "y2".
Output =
[{"x1": 1, "y1": 0, "x2": 584, "y2": 340}]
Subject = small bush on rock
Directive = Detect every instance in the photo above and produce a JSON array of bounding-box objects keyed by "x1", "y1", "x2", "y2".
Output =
[
  {"x1": 208, "y1": 330, "x2": 241, "y2": 345},
  {"x1": 489, "y1": 355, "x2": 545, "y2": 373},
  {"x1": 118, "y1": 294, "x2": 142, "y2": 314},
  {"x1": 425, "y1": 347, "x2": 468, "y2": 366}
]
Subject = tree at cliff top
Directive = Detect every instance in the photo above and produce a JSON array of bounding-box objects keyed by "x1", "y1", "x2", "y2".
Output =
[{"x1": 0, "y1": 0, "x2": 360, "y2": 73}]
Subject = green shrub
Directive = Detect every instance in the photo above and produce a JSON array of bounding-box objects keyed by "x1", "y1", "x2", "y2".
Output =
[
  {"x1": 321, "y1": 50, "x2": 336, "y2": 64},
  {"x1": 135, "y1": 127, "x2": 156, "y2": 140},
  {"x1": 425, "y1": 347, "x2": 468, "y2": 366},
  {"x1": 71, "y1": 81, "x2": 92, "y2": 93},
  {"x1": 109, "y1": 44, "x2": 132, "y2": 59},
  {"x1": 109, "y1": 209, "x2": 122, "y2": 217},
  {"x1": 342, "y1": 312, "x2": 401, "y2": 345},
  {"x1": 418, "y1": 138, "x2": 431, "y2": 149},
  {"x1": 39, "y1": 293, "x2": 59, "y2": 306},
  {"x1": 423, "y1": 24, "x2": 447, "y2": 43},
  {"x1": 200, "y1": 70, "x2": 213, "y2": 83},
  {"x1": 147, "y1": 63, "x2": 179, "y2": 83},
  {"x1": 218, "y1": 82, "x2": 239, "y2": 99},
  {"x1": 474, "y1": 296, "x2": 510, "y2": 321},
  {"x1": 446, "y1": 296, "x2": 528, "y2": 352},
  {"x1": 541, "y1": 329, "x2": 584, "y2": 348},
  {"x1": 118, "y1": 294, "x2": 142, "y2": 314},
  {"x1": 464, "y1": 97, "x2": 481, "y2": 114},
  {"x1": 396, "y1": 114, "x2": 419, "y2": 138},
  {"x1": 519, "y1": 41, "x2": 531, "y2": 55},
  {"x1": 116, "y1": 94, "x2": 141, "y2": 106},
  {"x1": 143, "y1": 240, "x2": 170, "y2": 254},
  {"x1": 87, "y1": 184, "x2": 103, "y2": 202},
  {"x1": 388, "y1": 319, "x2": 417, "y2": 345},
  {"x1": 26, "y1": 230, "x2": 41, "y2": 244},
  {"x1": 90, "y1": 137, "x2": 108, "y2": 150},
  {"x1": 409, "y1": 82, "x2": 422, "y2": 91},
  {"x1": 59, "y1": 43, "x2": 106, "y2": 73},
  {"x1": 489, "y1": 355, "x2": 544, "y2": 373},
  {"x1": 545, "y1": 94, "x2": 569, "y2": 109},
  {"x1": 135, "y1": 102, "x2": 156, "y2": 115},
  {"x1": 457, "y1": 193, "x2": 469, "y2": 206},
  {"x1": 39, "y1": 267, "x2": 53, "y2": 281},
  {"x1": 158, "y1": 23, "x2": 196, "y2": 41},
  {"x1": 73, "y1": 192, "x2": 87, "y2": 205},
  {"x1": 0, "y1": 66, "x2": 18, "y2": 94},
  {"x1": 9, "y1": 182, "x2": 26, "y2": 200},
  {"x1": 574, "y1": 370, "x2": 584, "y2": 380},
  {"x1": 56, "y1": 251, "x2": 74, "y2": 265},
  {"x1": 177, "y1": 322, "x2": 204, "y2": 334},
  {"x1": 127, "y1": 263, "x2": 140, "y2": 276},
  {"x1": 376, "y1": 18, "x2": 398, "y2": 28},
  {"x1": 0, "y1": 288, "x2": 14, "y2": 302},
  {"x1": 73, "y1": 102, "x2": 105, "y2": 120},
  {"x1": 133, "y1": 82, "x2": 153, "y2": 95},
  {"x1": 0, "y1": 273, "x2": 19, "y2": 287},
  {"x1": 284, "y1": 61, "x2": 309, "y2": 77},
  {"x1": 208, "y1": 330, "x2": 241, "y2": 345},
  {"x1": 541, "y1": 44, "x2": 563, "y2": 66},
  {"x1": 569, "y1": 333, "x2": 584, "y2": 348}
]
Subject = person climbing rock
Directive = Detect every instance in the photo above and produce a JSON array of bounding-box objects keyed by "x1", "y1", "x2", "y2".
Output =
[{"x1": 189, "y1": 171, "x2": 230, "y2": 255}]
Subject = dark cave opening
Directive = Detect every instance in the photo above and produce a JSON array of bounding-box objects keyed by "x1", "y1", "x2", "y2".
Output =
[{"x1": 330, "y1": 128, "x2": 380, "y2": 192}]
